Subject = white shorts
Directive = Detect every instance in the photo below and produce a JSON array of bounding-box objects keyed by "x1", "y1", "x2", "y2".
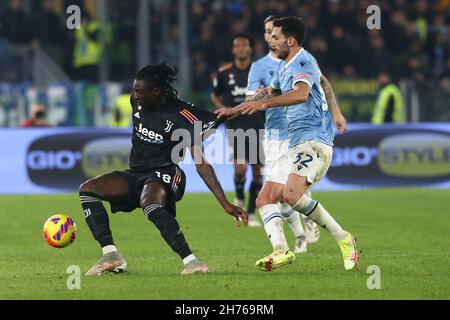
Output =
[
  {"x1": 288, "y1": 140, "x2": 333, "y2": 189},
  {"x1": 264, "y1": 139, "x2": 291, "y2": 185}
]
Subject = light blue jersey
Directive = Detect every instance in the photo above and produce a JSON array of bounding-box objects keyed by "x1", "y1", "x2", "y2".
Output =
[
  {"x1": 271, "y1": 48, "x2": 335, "y2": 148},
  {"x1": 247, "y1": 53, "x2": 289, "y2": 141}
]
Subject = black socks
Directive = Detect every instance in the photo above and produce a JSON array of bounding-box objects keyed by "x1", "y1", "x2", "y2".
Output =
[
  {"x1": 144, "y1": 204, "x2": 192, "y2": 259},
  {"x1": 79, "y1": 192, "x2": 114, "y2": 247}
]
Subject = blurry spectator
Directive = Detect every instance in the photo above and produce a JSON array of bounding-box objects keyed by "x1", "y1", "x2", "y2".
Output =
[
  {"x1": 401, "y1": 40, "x2": 429, "y2": 83},
  {"x1": 308, "y1": 36, "x2": 329, "y2": 74},
  {"x1": 110, "y1": 83, "x2": 133, "y2": 128},
  {"x1": 412, "y1": 0, "x2": 432, "y2": 44},
  {"x1": 372, "y1": 72, "x2": 406, "y2": 124},
  {"x1": 359, "y1": 33, "x2": 394, "y2": 78},
  {"x1": 0, "y1": 0, "x2": 448, "y2": 97},
  {"x1": 32, "y1": 0, "x2": 65, "y2": 66},
  {"x1": 0, "y1": 20, "x2": 17, "y2": 81},
  {"x1": 72, "y1": 11, "x2": 102, "y2": 81},
  {"x1": 108, "y1": 0, "x2": 136, "y2": 80},
  {"x1": 21, "y1": 104, "x2": 52, "y2": 128},
  {"x1": 440, "y1": 57, "x2": 450, "y2": 89},
  {"x1": 443, "y1": 56, "x2": 450, "y2": 79},
  {"x1": 327, "y1": 25, "x2": 356, "y2": 75},
  {"x1": 428, "y1": 31, "x2": 449, "y2": 78},
  {"x1": 0, "y1": 0, "x2": 34, "y2": 45},
  {"x1": 384, "y1": 10, "x2": 410, "y2": 57}
]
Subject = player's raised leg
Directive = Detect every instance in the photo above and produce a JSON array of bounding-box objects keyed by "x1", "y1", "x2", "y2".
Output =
[
  {"x1": 284, "y1": 175, "x2": 358, "y2": 270},
  {"x1": 254, "y1": 181, "x2": 295, "y2": 271},
  {"x1": 79, "y1": 173, "x2": 129, "y2": 276},
  {"x1": 140, "y1": 181, "x2": 208, "y2": 275}
]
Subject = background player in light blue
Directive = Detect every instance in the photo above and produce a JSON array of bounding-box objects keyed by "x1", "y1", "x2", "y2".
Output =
[{"x1": 238, "y1": 16, "x2": 358, "y2": 271}]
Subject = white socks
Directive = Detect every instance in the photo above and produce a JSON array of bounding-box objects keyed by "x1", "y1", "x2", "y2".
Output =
[
  {"x1": 293, "y1": 195, "x2": 347, "y2": 242},
  {"x1": 183, "y1": 254, "x2": 197, "y2": 265},
  {"x1": 259, "y1": 204, "x2": 288, "y2": 251},
  {"x1": 102, "y1": 245, "x2": 118, "y2": 255},
  {"x1": 279, "y1": 202, "x2": 305, "y2": 238}
]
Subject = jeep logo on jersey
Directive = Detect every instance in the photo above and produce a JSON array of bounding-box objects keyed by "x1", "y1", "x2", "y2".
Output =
[
  {"x1": 135, "y1": 123, "x2": 164, "y2": 143},
  {"x1": 27, "y1": 131, "x2": 131, "y2": 189},
  {"x1": 328, "y1": 127, "x2": 450, "y2": 186}
]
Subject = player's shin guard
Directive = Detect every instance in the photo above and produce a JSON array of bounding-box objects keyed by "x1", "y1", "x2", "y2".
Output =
[
  {"x1": 234, "y1": 175, "x2": 246, "y2": 201},
  {"x1": 144, "y1": 204, "x2": 192, "y2": 259},
  {"x1": 247, "y1": 179, "x2": 262, "y2": 214},
  {"x1": 292, "y1": 195, "x2": 347, "y2": 241},
  {"x1": 279, "y1": 202, "x2": 305, "y2": 238},
  {"x1": 79, "y1": 192, "x2": 114, "y2": 247},
  {"x1": 259, "y1": 204, "x2": 288, "y2": 250}
]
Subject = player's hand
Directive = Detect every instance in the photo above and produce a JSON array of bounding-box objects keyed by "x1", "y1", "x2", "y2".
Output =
[
  {"x1": 215, "y1": 107, "x2": 237, "y2": 119},
  {"x1": 333, "y1": 112, "x2": 347, "y2": 134},
  {"x1": 224, "y1": 203, "x2": 248, "y2": 227},
  {"x1": 237, "y1": 101, "x2": 266, "y2": 115}
]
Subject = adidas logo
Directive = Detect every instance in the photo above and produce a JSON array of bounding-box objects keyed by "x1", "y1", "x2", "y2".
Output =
[{"x1": 134, "y1": 112, "x2": 140, "y2": 119}]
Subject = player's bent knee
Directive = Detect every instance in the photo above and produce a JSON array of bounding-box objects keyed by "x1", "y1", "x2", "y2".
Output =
[
  {"x1": 140, "y1": 184, "x2": 167, "y2": 209},
  {"x1": 79, "y1": 179, "x2": 98, "y2": 194},
  {"x1": 256, "y1": 193, "x2": 279, "y2": 208},
  {"x1": 282, "y1": 192, "x2": 301, "y2": 207},
  {"x1": 255, "y1": 195, "x2": 267, "y2": 209}
]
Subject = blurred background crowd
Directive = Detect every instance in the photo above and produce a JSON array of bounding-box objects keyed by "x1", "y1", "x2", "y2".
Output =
[{"x1": 0, "y1": 0, "x2": 449, "y2": 127}]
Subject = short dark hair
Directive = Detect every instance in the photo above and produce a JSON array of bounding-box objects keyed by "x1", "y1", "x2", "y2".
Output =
[
  {"x1": 273, "y1": 16, "x2": 307, "y2": 46},
  {"x1": 264, "y1": 15, "x2": 281, "y2": 26},
  {"x1": 136, "y1": 61, "x2": 178, "y2": 100},
  {"x1": 231, "y1": 33, "x2": 255, "y2": 48}
]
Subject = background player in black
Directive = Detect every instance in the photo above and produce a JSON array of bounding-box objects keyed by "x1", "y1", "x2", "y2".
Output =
[
  {"x1": 79, "y1": 62, "x2": 248, "y2": 276},
  {"x1": 211, "y1": 33, "x2": 265, "y2": 227}
]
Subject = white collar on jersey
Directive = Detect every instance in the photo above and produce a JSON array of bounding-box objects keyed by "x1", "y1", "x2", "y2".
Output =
[
  {"x1": 285, "y1": 47, "x2": 304, "y2": 67},
  {"x1": 268, "y1": 51, "x2": 281, "y2": 62}
]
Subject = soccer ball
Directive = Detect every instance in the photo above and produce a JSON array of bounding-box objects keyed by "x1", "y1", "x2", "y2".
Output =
[{"x1": 43, "y1": 214, "x2": 77, "y2": 248}]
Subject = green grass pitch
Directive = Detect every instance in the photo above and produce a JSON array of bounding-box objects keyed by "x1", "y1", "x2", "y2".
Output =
[{"x1": 0, "y1": 188, "x2": 449, "y2": 300}]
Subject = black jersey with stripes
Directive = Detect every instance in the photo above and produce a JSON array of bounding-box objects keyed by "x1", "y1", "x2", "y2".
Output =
[{"x1": 129, "y1": 96, "x2": 218, "y2": 171}]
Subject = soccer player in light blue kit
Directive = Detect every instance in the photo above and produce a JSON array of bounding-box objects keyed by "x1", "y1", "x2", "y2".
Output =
[
  {"x1": 238, "y1": 16, "x2": 358, "y2": 271},
  {"x1": 246, "y1": 15, "x2": 320, "y2": 253}
]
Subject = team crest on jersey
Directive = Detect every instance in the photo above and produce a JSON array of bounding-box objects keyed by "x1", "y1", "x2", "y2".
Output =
[{"x1": 164, "y1": 120, "x2": 174, "y2": 132}]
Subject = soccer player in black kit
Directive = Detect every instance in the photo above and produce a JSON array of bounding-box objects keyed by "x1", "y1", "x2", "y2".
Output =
[
  {"x1": 211, "y1": 34, "x2": 265, "y2": 227},
  {"x1": 79, "y1": 62, "x2": 248, "y2": 276}
]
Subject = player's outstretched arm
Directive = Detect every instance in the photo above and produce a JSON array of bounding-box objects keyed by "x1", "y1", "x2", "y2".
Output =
[
  {"x1": 214, "y1": 86, "x2": 279, "y2": 119},
  {"x1": 238, "y1": 82, "x2": 309, "y2": 115},
  {"x1": 320, "y1": 74, "x2": 347, "y2": 133},
  {"x1": 190, "y1": 144, "x2": 249, "y2": 226}
]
